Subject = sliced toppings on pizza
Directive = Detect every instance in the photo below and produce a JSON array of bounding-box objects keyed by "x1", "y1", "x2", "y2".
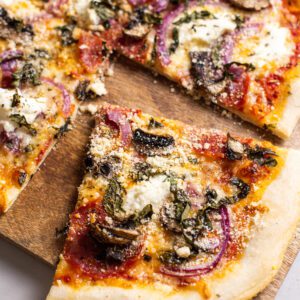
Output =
[
  {"x1": 75, "y1": 0, "x2": 300, "y2": 138},
  {"x1": 0, "y1": 7, "x2": 34, "y2": 43},
  {"x1": 0, "y1": 0, "x2": 116, "y2": 212},
  {"x1": 47, "y1": 104, "x2": 300, "y2": 300}
]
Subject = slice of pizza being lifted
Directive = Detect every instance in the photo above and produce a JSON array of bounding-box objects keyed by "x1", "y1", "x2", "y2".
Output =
[
  {"x1": 66, "y1": 0, "x2": 300, "y2": 139},
  {"x1": 47, "y1": 104, "x2": 300, "y2": 300}
]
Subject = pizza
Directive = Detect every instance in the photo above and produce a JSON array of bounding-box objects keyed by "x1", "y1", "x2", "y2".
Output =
[
  {"x1": 47, "y1": 104, "x2": 300, "y2": 300},
  {"x1": 0, "y1": 1, "x2": 110, "y2": 212},
  {"x1": 65, "y1": 0, "x2": 300, "y2": 139}
]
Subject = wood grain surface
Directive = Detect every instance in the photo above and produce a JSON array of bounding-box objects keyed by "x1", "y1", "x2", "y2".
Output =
[{"x1": 0, "y1": 57, "x2": 300, "y2": 299}]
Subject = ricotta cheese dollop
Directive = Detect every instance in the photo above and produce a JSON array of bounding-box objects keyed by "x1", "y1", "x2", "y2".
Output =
[
  {"x1": 235, "y1": 24, "x2": 295, "y2": 69},
  {"x1": 0, "y1": 88, "x2": 48, "y2": 146},
  {"x1": 122, "y1": 175, "x2": 171, "y2": 216}
]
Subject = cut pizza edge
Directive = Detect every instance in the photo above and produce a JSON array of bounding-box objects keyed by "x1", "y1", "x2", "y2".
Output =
[
  {"x1": 99, "y1": 0, "x2": 300, "y2": 140},
  {"x1": 223, "y1": 87, "x2": 300, "y2": 140},
  {"x1": 156, "y1": 68, "x2": 300, "y2": 140},
  {"x1": 0, "y1": 0, "x2": 111, "y2": 213},
  {"x1": 0, "y1": 102, "x2": 78, "y2": 214},
  {"x1": 46, "y1": 104, "x2": 300, "y2": 300}
]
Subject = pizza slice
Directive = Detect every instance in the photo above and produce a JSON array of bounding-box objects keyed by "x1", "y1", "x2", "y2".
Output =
[
  {"x1": 67, "y1": 0, "x2": 300, "y2": 139},
  {"x1": 47, "y1": 104, "x2": 300, "y2": 300},
  {"x1": 0, "y1": 1, "x2": 113, "y2": 212}
]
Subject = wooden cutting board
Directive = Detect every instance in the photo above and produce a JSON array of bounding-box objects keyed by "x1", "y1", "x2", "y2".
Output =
[{"x1": 0, "y1": 57, "x2": 300, "y2": 299}]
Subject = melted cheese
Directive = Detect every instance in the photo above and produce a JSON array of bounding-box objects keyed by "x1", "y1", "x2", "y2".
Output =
[
  {"x1": 0, "y1": 88, "x2": 48, "y2": 146},
  {"x1": 234, "y1": 24, "x2": 295, "y2": 69},
  {"x1": 0, "y1": 0, "x2": 41, "y2": 19},
  {"x1": 176, "y1": 12, "x2": 236, "y2": 51},
  {"x1": 166, "y1": 6, "x2": 236, "y2": 76},
  {"x1": 122, "y1": 175, "x2": 171, "y2": 215},
  {"x1": 88, "y1": 78, "x2": 107, "y2": 96},
  {"x1": 71, "y1": 0, "x2": 100, "y2": 26}
]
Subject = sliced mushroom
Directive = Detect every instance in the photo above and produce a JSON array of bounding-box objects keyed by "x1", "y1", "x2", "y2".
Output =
[
  {"x1": 90, "y1": 223, "x2": 140, "y2": 245},
  {"x1": 133, "y1": 128, "x2": 175, "y2": 156},
  {"x1": 190, "y1": 51, "x2": 225, "y2": 94},
  {"x1": 228, "y1": 0, "x2": 270, "y2": 11},
  {"x1": 124, "y1": 23, "x2": 150, "y2": 39},
  {"x1": 226, "y1": 134, "x2": 244, "y2": 160},
  {"x1": 160, "y1": 203, "x2": 182, "y2": 233}
]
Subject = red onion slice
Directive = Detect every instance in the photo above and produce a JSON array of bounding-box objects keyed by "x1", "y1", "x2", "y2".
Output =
[
  {"x1": 151, "y1": 0, "x2": 169, "y2": 12},
  {"x1": 107, "y1": 109, "x2": 132, "y2": 146},
  {"x1": 27, "y1": 12, "x2": 53, "y2": 23},
  {"x1": 0, "y1": 50, "x2": 24, "y2": 88},
  {"x1": 41, "y1": 77, "x2": 71, "y2": 118},
  {"x1": 128, "y1": 0, "x2": 168, "y2": 12},
  {"x1": 46, "y1": 0, "x2": 68, "y2": 16},
  {"x1": 156, "y1": 3, "x2": 186, "y2": 65},
  {"x1": 1, "y1": 60, "x2": 18, "y2": 88},
  {"x1": 0, "y1": 50, "x2": 23, "y2": 63},
  {"x1": 221, "y1": 21, "x2": 262, "y2": 64},
  {"x1": 160, "y1": 205, "x2": 230, "y2": 278},
  {"x1": 0, "y1": 127, "x2": 21, "y2": 153}
]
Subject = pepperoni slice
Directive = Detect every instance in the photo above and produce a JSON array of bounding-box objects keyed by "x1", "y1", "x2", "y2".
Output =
[
  {"x1": 78, "y1": 33, "x2": 104, "y2": 74},
  {"x1": 193, "y1": 133, "x2": 227, "y2": 159},
  {"x1": 220, "y1": 65, "x2": 250, "y2": 111},
  {"x1": 260, "y1": 73, "x2": 284, "y2": 105},
  {"x1": 63, "y1": 203, "x2": 143, "y2": 280},
  {"x1": 119, "y1": 36, "x2": 149, "y2": 64}
]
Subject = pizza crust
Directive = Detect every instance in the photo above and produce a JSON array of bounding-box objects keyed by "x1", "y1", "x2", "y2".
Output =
[
  {"x1": 46, "y1": 149, "x2": 300, "y2": 300},
  {"x1": 275, "y1": 77, "x2": 300, "y2": 139},
  {"x1": 206, "y1": 148, "x2": 300, "y2": 299},
  {"x1": 0, "y1": 139, "x2": 56, "y2": 213}
]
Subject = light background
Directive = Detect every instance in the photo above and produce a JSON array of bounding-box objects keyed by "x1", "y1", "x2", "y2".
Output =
[{"x1": 0, "y1": 238, "x2": 299, "y2": 300}]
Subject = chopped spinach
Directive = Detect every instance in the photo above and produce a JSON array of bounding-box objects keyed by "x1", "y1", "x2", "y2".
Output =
[
  {"x1": 9, "y1": 114, "x2": 37, "y2": 136},
  {"x1": 173, "y1": 10, "x2": 215, "y2": 26},
  {"x1": 12, "y1": 63, "x2": 41, "y2": 87},
  {"x1": 103, "y1": 178, "x2": 126, "y2": 217},
  {"x1": 169, "y1": 27, "x2": 179, "y2": 54},
  {"x1": 11, "y1": 91, "x2": 21, "y2": 107},
  {"x1": 143, "y1": 12, "x2": 162, "y2": 25},
  {"x1": 159, "y1": 250, "x2": 187, "y2": 265},
  {"x1": 247, "y1": 145, "x2": 278, "y2": 167},
  {"x1": 90, "y1": 0, "x2": 116, "y2": 22},
  {"x1": 127, "y1": 7, "x2": 161, "y2": 30},
  {"x1": 132, "y1": 204, "x2": 153, "y2": 225},
  {"x1": 148, "y1": 117, "x2": 163, "y2": 129},
  {"x1": 131, "y1": 162, "x2": 154, "y2": 182},
  {"x1": 233, "y1": 15, "x2": 245, "y2": 29},
  {"x1": 56, "y1": 24, "x2": 76, "y2": 46},
  {"x1": 0, "y1": 7, "x2": 34, "y2": 36},
  {"x1": 54, "y1": 118, "x2": 71, "y2": 139}
]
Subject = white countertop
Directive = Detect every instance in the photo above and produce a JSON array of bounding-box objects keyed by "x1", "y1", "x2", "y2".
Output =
[{"x1": 0, "y1": 238, "x2": 299, "y2": 300}]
